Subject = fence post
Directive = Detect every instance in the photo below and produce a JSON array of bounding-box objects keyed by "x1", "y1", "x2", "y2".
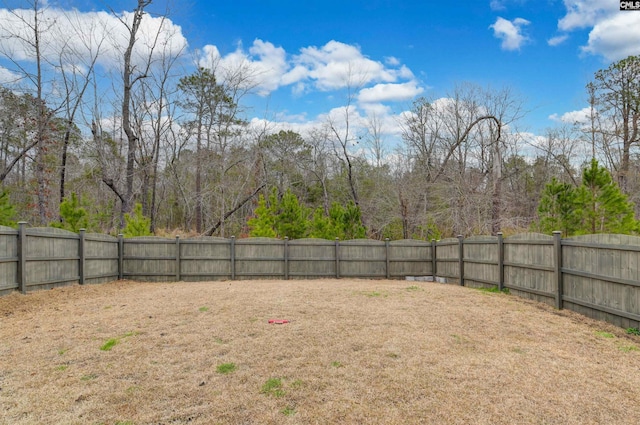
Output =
[
  {"x1": 118, "y1": 234, "x2": 124, "y2": 280},
  {"x1": 457, "y1": 235, "x2": 465, "y2": 286},
  {"x1": 175, "y1": 235, "x2": 181, "y2": 282},
  {"x1": 497, "y1": 232, "x2": 504, "y2": 292},
  {"x1": 553, "y1": 231, "x2": 563, "y2": 310},
  {"x1": 79, "y1": 229, "x2": 86, "y2": 285},
  {"x1": 230, "y1": 236, "x2": 236, "y2": 280},
  {"x1": 284, "y1": 237, "x2": 289, "y2": 280},
  {"x1": 385, "y1": 238, "x2": 390, "y2": 279},
  {"x1": 431, "y1": 239, "x2": 437, "y2": 280},
  {"x1": 335, "y1": 238, "x2": 340, "y2": 279},
  {"x1": 17, "y1": 221, "x2": 27, "y2": 294}
]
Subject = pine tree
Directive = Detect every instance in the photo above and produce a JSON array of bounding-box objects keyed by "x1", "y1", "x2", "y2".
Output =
[
  {"x1": 273, "y1": 189, "x2": 308, "y2": 239},
  {"x1": 575, "y1": 159, "x2": 638, "y2": 234},
  {"x1": 247, "y1": 194, "x2": 277, "y2": 238},
  {"x1": 0, "y1": 190, "x2": 16, "y2": 227},
  {"x1": 536, "y1": 178, "x2": 579, "y2": 237},
  {"x1": 123, "y1": 203, "x2": 152, "y2": 237},
  {"x1": 53, "y1": 193, "x2": 89, "y2": 232}
]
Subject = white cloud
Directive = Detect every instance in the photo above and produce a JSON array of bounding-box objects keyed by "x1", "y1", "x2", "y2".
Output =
[
  {"x1": 555, "y1": 0, "x2": 640, "y2": 60},
  {"x1": 547, "y1": 35, "x2": 569, "y2": 46},
  {"x1": 490, "y1": 17, "x2": 531, "y2": 51},
  {"x1": 357, "y1": 82, "x2": 424, "y2": 104},
  {"x1": 0, "y1": 7, "x2": 188, "y2": 73},
  {"x1": 385, "y1": 56, "x2": 400, "y2": 66},
  {"x1": 0, "y1": 65, "x2": 21, "y2": 84},
  {"x1": 549, "y1": 107, "x2": 591, "y2": 124},
  {"x1": 581, "y1": 13, "x2": 640, "y2": 60},
  {"x1": 557, "y1": 0, "x2": 615, "y2": 32},
  {"x1": 199, "y1": 39, "x2": 422, "y2": 99}
]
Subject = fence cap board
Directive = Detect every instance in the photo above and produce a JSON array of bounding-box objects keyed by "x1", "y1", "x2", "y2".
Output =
[
  {"x1": 504, "y1": 232, "x2": 553, "y2": 241},
  {"x1": 125, "y1": 236, "x2": 174, "y2": 241},
  {"x1": 340, "y1": 239, "x2": 385, "y2": 246},
  {"x1": 464, "y1": 235, "x2": 498, "y2": 242},
  {"x1": 389, "y1": 239, "x2": 431, "y2": 246},
  {"x1": 235, "y1": 237, "x2": 281, "y2": 244},
  {"x1": 84, "y1": 233, "x2": 118, "y2": 242},
  {"x1": 0, "y1": 225, "x2": 18, "y2": 234},
  {"x1": 289, "y1": 238, "x2": 337, "y2": 245},
  {"x1": 564, "y1": 234, "x2": 640, "y2": 246},
  {"x1": 185, "y1": 236, "x2": 228, "y2": 242}
]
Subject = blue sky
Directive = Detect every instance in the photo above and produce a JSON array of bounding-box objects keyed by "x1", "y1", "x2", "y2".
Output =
[{"x1": 1, "y1": 0, "x2": 639, "y2": 147}]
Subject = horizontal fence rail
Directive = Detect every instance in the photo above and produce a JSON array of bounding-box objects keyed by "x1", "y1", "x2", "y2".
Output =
[{"x1": 1, "y1": 224, "x2": 639, "y2": 330}]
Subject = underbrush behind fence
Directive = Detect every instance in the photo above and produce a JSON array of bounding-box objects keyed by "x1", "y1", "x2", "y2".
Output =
[{"x1": 1, "y1": 223, "x2": 639, "y2": 329}]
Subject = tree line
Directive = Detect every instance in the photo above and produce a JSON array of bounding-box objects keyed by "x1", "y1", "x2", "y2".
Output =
[{"x1": 1, "y1": 1, "x2": 639, "y2": 239}]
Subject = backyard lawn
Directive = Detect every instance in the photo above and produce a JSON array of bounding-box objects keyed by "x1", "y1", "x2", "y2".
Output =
[{"x1": 1, "y1": 279, "x2": 639, "y2": 424}]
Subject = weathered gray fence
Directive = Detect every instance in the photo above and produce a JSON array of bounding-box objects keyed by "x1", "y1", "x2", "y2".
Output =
[{"x1": 1, "y1": 224, "x2": 639, "y2": 330}]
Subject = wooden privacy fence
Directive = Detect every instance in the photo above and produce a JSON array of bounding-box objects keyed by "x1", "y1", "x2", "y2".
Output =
[{"x1": 1, "y1": 223, "x2": 639, "y2": 329}]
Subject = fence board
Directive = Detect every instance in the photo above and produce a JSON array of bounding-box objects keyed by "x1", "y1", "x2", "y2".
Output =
[
  {"x1": 463, "y1": 236, "x2": 498, "y2": 289},
  {"x1": 235, "y1": 238, "x2": 284, "y2": 279},
  {"x1": 24, "y1": 228, "x2": 79, "y2": 291},
  {"x1": 435, "y1": 238, "x2": 460, "y2": 281},
  {"x1": 0, "y1": 226, "x2": 18, "y2": 294},
  {"x1": 288, "y1": 239, "x2": 336, "y2": 279},
  {"x1": 504, "y1": 233, "x2": 555, "y2": 305},
  {"x1": 180, "y1": 237, "x2": 231, "y2": 281},
  {"x1": 84, "y1": 233, "x2": 119, "y2": 284},
  {"x1": 563, "y1": 234, "x2": 640, "y2": 328},
  {"x1": 123, "y1": 237, "x2": 176, "y2": 282},
  {"x1": 389, "y1": 240, "x2": 431, "y2": 277},
  {"x1": 339, "y1": 240, "x2": 386, "y2": 278}
]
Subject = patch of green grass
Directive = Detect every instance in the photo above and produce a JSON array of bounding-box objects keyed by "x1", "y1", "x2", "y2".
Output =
[
  {"x1": 595, "y1": 331, "x2": 615, "y2": 339},
  {"x1": 213, "y1": 337, "x2": 225, "y2": 344},
  {"x1": 199, "y1": 306, "x2": 209, "y2": 312},
  {"x1": 626, "y1": 327, "x2": 640, "y2": 336},
  {"x1": 55, "y1": 364, "x2": 68, "y2": 371},
  {"x1": 281, "y1": 406, "x2": 296, "y2": 416},
  {"x1": 386, "y1": 352, "x2": 400, "y2": 359},
  {"x1": 476, "y1": 286, "x2": 510, "y2": 294},
  {"x1": 81, "y1": 373, "x2": 97, "y2": 381},
  {"x1": 57, "y1": 348, "x2": 68, "y2": 356},
  {"x1": 290, "y1": 379, "x2": 304, "y2": 389},
  {"x1": 261, "y1": 378, "x2": 285, "y2": 397},
  {"x1": 619, "y1": 345, "x2": 639, "y2": 352},
  {"x1": 100, "y1": 338, "x2": 119, "y2": 351},
  {"x1": 216, "y1": 363, "x2": 237, "y2": 374},
  {"x1": 359, "y1": 290, "x2": 388, "y2": 298},
  {"x1": 100, "y1": 331, "x2": 137, "y2": 351},
  {"x1": 405, "y1": 285, "x2": 422, "y2": 292},
  {"x1": 331, "y1": 361, "x2": 344, "y2": 368}
]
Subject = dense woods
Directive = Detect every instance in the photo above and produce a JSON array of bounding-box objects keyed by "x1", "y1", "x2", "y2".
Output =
[{"x1": 1, "y1": 2, "x2": 639, "y2": 239}]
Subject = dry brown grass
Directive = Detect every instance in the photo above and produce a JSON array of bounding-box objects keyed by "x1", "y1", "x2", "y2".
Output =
[{"x1": 1, "y1": 279, "x2": 640, "y2": 425}]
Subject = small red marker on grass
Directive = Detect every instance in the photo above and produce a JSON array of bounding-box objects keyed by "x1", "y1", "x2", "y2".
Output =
[{"x1": 268, "y1": 319, "x2": 289, "y2": 324}]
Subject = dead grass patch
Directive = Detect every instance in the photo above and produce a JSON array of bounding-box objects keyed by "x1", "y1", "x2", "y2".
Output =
[{"x1": 1, "y1": 279, "x2": 640, "y2": 424}]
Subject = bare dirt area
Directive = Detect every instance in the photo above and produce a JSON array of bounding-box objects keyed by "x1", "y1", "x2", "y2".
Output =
[{"x1": 1, "y1": 279, "x2": 640, "y2": 425}]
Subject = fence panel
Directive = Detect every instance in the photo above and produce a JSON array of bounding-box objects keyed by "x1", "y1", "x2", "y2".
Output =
[
  {"x1": 25, "y1": 228, "x2": 79, "y2": 291},
  {"x1": 84, "y1": 233, "x2": 119, "y2": 284},
  {"x1": 0, "y1": 226, "x2": 18, "y2": 294},
  {"x1": 180, "y1": 237, "x2": 231, "y2": 281},
  {"x1": 435, "y1": 238, "x2": 460, "y2": 282},
  {"x1": 340, "y1": 239, "x2": 386, "y2": 278},
  {"x1": 463, "y1": 236, "x2": 499, "y2": 288},
  {"x1": 503, "y1": 233, "x2": 555, "y2": 305},
  {"x1": 389, "y1": 240, "x2": 432, "y2": 277},
  {"x1": 235, "y1": 238, "x2": 284, "y2": 279},
  {"x1": 562, "y1": 234, "x2": 640, "y2": 329},
  {"x1": 288, "y1": 239, "x2": 336, "y2": 279},
  {"x1": 123, "y1": 237, "x2": 176, "y2": 282}
]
